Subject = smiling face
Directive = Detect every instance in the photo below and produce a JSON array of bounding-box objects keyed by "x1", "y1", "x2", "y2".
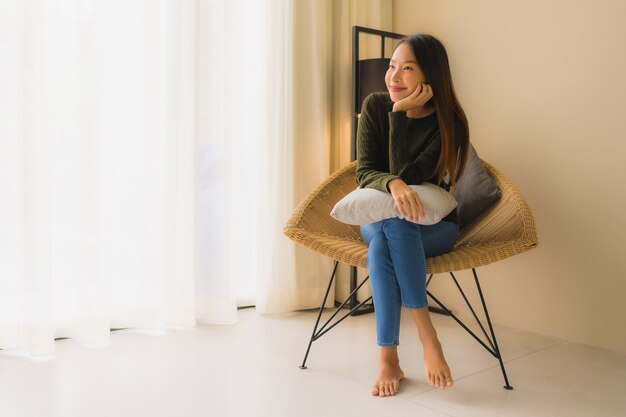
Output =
[{"x1": 385, "y1": 42, "x2": 428, "y2": 102}]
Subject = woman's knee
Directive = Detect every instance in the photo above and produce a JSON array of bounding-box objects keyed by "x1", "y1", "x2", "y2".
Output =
[
  {"x1": 382, "y1": 218, "x2": 421, "y2": 243},
  {"x1": 360, "y1": 221, "x2": 384, "y2": 245},
  {"x1": 365, "y1": 234, "x2": 392, "y2": 268},
  {"x1": 367, "y1": 234, "x2": 389, "y2": 255}
]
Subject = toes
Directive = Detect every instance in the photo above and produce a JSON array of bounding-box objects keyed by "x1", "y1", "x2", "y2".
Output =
[
  {"x1": 440, "y1": 371, "x2": 453, "y2": 388},
  {"x1": 373, "y1": 369, "x2": 404, "y2": 397},
  {"x1": 445, "y1": 372, "x2": 454, "y2": 387},
  {"x1": 435, "y1": 374, "x2": 443, "y2": 389},
  {"x1": 427, "y1": 373, "x2": 437, "y2": 387},
  {"x1": 426, "y1": 367, "x2": 454, "y2": 389}
]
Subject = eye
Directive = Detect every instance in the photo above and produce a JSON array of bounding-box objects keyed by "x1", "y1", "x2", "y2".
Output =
[
  {"x1": 403, "y1": 66, "x2": 413, "y2": 70},
  {"x1": 388, "y1": 64, "x2": 395, "y2": 69}
]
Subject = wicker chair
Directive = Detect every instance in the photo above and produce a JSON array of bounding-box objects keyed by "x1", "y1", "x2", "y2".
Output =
[{"x1": 284, "y1": 159, "x2": 538, "y2": 390}]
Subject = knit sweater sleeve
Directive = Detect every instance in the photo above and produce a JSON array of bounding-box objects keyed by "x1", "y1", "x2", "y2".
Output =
[
  {"x1": 355, "y1": 94, "x2": 400, "y2": 192},
  {"x1": 389, "y1": 110, "x2": 442, "y2": 184}
]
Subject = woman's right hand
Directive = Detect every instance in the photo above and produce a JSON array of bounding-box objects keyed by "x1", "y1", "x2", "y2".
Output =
[
  {"x1": 392, "y1": 82, "x2": 433, "y2": 113},
  {"x1": 388, "y1": 178, "x2": 425, "y2": 223}
]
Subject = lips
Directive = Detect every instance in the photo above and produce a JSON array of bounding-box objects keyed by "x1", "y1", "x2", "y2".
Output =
[{"x1": 389, "y1": 86, "x2": 406, "y2": 93}]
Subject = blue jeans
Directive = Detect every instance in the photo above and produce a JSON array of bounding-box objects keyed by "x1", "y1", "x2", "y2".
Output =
[{"x1": 360, "y1": 218, "x2": 459, "y2": 346}]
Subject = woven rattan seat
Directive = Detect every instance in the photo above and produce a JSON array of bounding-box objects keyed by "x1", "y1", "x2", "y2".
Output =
[
  {"x1": 284, "y1": 159, "x2": 537, "y2": 272},
  {"x1": 284, "y1": 159, "x2": 538, "y2": 390}
]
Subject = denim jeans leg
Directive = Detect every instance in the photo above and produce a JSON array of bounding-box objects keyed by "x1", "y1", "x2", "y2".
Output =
[
  {"x1": 361, "y1": 222, "x2": 402, "y2": 346},
  {"x1": 381, "y1": 218, "x2": 459, "y2": 309},
  {"x1": 420, "y1": 221, "x2": 460, "y2": 258},
  {"x1": 381, "y1": 218, "x2": 429, "y2": 309}
]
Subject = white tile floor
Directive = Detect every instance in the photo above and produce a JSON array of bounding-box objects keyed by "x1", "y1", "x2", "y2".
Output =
[{"x1": 1, "y1": 307, "x2": 625, "y2": 417}]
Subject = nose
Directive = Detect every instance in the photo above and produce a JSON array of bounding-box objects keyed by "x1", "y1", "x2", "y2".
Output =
[{"x1": 390, "y1": 67, "x2": 401, "y2": 84}]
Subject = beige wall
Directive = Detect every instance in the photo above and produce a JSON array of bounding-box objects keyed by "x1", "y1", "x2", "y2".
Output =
[{"x1": 393, "y1": 0, "x2": 626, "y2": 354}]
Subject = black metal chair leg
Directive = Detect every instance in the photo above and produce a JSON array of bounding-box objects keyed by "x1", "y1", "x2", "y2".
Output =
[
  {"x1": 299, "y1": 262, "x2": 513, "y2": 390},
  {"x1": 472, "y1": 268, "x2": 513, "y2": 390},
  {"x1": 300, "y1": 261, "x2": 339, "y2": 370},
  {"x1": 427, "y1": 268, "x2": 514, "y2": 390},
  {"x1": 426, "y1": 273, "x2": 451, "y2": 316},
  {"x1": 348, "y1": 265, "x2": 375, "y2": 316}
]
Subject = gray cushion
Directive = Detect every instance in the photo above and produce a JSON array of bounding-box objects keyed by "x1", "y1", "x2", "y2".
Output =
[
  {"x1": 331, "y1": 183, "x2": 458, "y2": 226},
  {"x1": 453, "y1": 143, "x2": 501, "y2": 230}
]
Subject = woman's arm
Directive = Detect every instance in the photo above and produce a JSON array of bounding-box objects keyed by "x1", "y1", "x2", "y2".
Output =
[
  {"x1": 355, "y1": 94, "x2": 400, "y2": 192},
  {"x1": 393, "y1": 133, "x2": 442, "y2": 184},
  {"x1": 356, "y1": 94, "x2": 427, "y2": 223}
]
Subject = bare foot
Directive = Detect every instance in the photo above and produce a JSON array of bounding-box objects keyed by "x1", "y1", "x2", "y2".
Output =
[
  {"x1": 423, "y1": 340, "x2": 453, "y2": 389},
  {"x1": 371, "y1": 363, "x2": 405, "y2": 397},
  {"x1": 408, "y1": 306, "x2": 454, "y2": 389}
]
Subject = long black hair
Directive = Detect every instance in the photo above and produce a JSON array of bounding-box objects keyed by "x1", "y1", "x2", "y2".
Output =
[{"x1": 399, "y1": 34, "x2": 469, "y2": 186}]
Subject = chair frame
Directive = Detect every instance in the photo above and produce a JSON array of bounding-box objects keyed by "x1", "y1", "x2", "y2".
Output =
[
  {"x1": 285, "y1": 160, "x2": 538, "y2": 391},
  {"x1": 299, "y1": 262, "x2": 513, "y2": 390}
]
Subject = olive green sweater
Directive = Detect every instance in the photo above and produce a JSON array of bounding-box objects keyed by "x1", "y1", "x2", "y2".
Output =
[{"x1": 356, "y1": 92, "x2": 460, "y2": 224}]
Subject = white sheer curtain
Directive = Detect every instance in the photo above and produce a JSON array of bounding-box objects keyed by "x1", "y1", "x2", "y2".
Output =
[
  {"x1": 197, "y1": 0, "x2": 266, "y2": 323},
  {"x1": 328, "y1": 0, "x2": 394, "y2": 303},
  {"x1": 0, "y1": 0, "x2": 197, "y2": 356},
  {"x1": 167, "y1": 0, "x2": 395, "y2": 320},
  {"x1": 254, "y1": 0, "x2": 336, "y2": 313},
  {"x1": 0, "y1": 0, "x2": 381, "y2": 356},
  {"x1": 198, "y1": 0, "x2": 334, "y2": 318}
]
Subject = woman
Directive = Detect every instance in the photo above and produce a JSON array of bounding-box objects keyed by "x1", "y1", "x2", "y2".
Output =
[{"x1": 356, "y1": 34, "x2": 469, "y2": 397}]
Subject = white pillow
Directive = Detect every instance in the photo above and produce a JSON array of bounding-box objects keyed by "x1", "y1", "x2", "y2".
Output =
[{"x1": 330, "y1": 183, "x2": 458, "y2": 226}]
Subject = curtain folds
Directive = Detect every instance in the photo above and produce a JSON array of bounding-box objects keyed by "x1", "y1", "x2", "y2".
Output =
[
  {"x1": 199, "y1": 0, "x2": 335, "y2": 316},
  {"x1": 255, "y1": 0, "x2": 333, "y2": 313},
  {"x1": 329, "y1": 0, "x2": 394, "y2": 305},
  {"x1": 0, "y1": 0, "x2": 394, "y2": 356},
  {"x1": 0, "y1": 0, "x2": 197, "y2": 356},
  {"x1": 255, "y1": 0, "x2": 395, "y2": 313}
]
